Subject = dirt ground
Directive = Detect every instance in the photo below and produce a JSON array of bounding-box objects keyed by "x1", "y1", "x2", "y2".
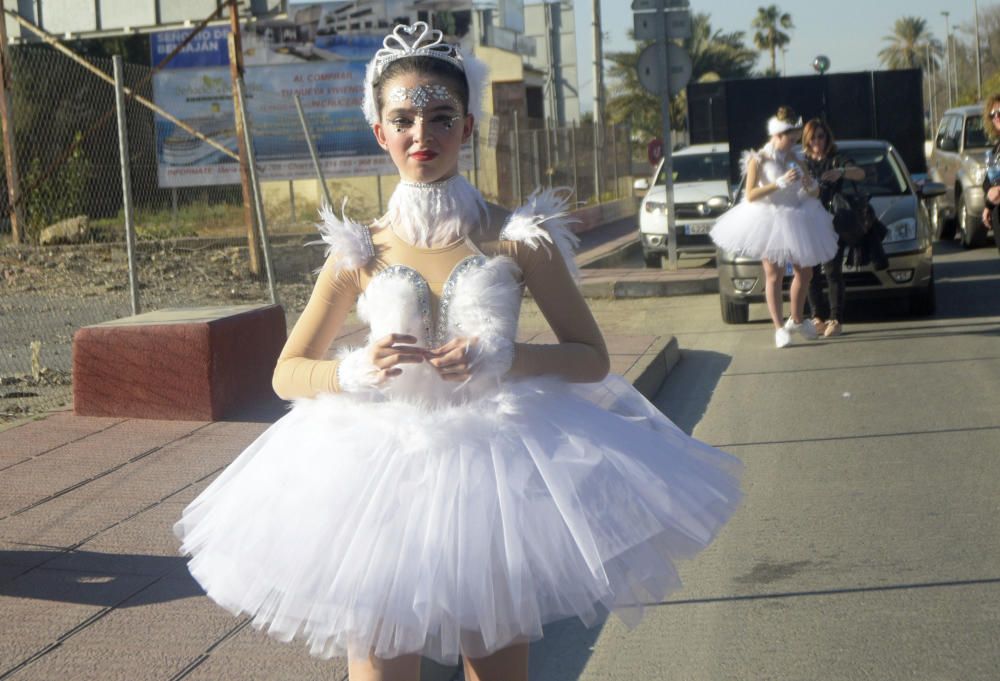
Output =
[{"x1": 0, "y1": 235, "x2": 324, "y2": 422}]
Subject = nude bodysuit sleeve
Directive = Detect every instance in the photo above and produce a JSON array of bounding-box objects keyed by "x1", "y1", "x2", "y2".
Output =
[
  {"x1": 508, "y1": 242, "x2": 610, "y2": 383},
  {"x1": 271, "y1": 259, "x2": 362, "y2": 399}
]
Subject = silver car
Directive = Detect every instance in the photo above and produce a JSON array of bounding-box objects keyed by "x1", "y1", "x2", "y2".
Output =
[
  {"x1": 716, "y1": 140, "x2": 946, "y2": 324},
  {"x1": 928, "y1": 104, "x2": 995, "y2": 249}
]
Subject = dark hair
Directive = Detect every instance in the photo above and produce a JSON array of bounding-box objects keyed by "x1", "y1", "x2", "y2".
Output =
[
  {"x1": 775, "y1": 105, "x2": 798, "y2": 124},
  {"x1": 373, "y1": 56, "x2": 469, "y2": 120},
  {"x1": 803, "y1": 118, "x2": 838, "y2": 157}
]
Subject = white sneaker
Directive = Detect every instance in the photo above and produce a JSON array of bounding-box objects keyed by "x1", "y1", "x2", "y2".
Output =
[
  {"x1": 775, "y1": 328, "x2": 791, "y2": 348},
  {"x1": 784, "y1": 317, "x2": 818, "y2": 341}
]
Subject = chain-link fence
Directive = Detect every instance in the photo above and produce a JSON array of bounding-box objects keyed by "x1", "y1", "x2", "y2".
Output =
[{"x1": 0, "y1": 40, "x2": 638, "y2": 423}]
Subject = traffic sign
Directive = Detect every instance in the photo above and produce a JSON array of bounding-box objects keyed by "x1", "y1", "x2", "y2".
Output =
[
  {"x1": 631, "y1": 0, "x2": 689, "y2": 10},
  {"x1": 633, "y1": 10, "x2": 692, "y2": 41},
  {"x1": 637, "y1": 43, "x2": 692, "y2": 98},
  {"x1": 647, "y1": 138, "x2": 664, "y2": 166}
]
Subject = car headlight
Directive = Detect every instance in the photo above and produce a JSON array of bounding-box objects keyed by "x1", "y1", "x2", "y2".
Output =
[
  {"x1": 644, "y1": 201, "x2": 666, "y2": 214},
  {"x1": 883, "y1": 217, "x2": 917, "y2": 243}
]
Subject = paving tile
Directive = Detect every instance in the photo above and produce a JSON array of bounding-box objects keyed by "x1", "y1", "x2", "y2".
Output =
[
  {"x1": 45, "y1": 503, "x2": 191, "y2": 577},
  {"x1": 609, "y1": 356, "x2": 637, "y2": 376},
  {"x1": 182, "y1": 622, "x2": 350, "y2": 681},
  {"x1": 0, "y1": 418, "x2": 213, "y2": 517},
  {"x1": 601, "y1": 334, "x2": 656, "y2": 355},
  {"x1": 0, "y1": 424, "x2": 266, "y2": 547},
  {"x1": 0, "y1": 413, "x2": 122, "y2": 465},
  {"x1": 0, "y1": 567, "x2": 155, "y2": 673},
  {"x1": 5, "y1": 575, "x2": 236, "y2": 681}
]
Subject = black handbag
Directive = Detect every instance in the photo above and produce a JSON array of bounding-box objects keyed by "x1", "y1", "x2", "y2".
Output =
[{"x1": 830, "y1": 181, "x2": 877, "y2": 248}]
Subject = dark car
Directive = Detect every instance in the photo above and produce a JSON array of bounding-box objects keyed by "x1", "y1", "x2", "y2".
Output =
[{"x1": 716, "y1": 140, "x2": 947, "y2": 323}]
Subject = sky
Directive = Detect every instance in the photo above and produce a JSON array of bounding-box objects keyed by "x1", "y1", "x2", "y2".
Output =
[{"x1": 574, "y1": 0, "x2": 981, "y2": 112}]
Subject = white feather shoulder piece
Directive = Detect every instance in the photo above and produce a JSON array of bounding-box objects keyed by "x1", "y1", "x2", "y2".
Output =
[
  {"x1": 499, "y1": 187, "x2": 581, "y2": 280},
  {"x1": 739, "y1": 149, "x2": 761, "y2": 178},
  {"x1": 308, "y1": 198, "x2": 375, "y2": 273}
]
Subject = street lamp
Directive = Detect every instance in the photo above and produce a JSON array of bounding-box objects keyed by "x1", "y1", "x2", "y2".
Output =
[
  {"x1": 941, "y1": 10, "x2": 953, "y2": 108},
  {"x1": 975, "y1": 0, "x2": 983, "y2": 100}
]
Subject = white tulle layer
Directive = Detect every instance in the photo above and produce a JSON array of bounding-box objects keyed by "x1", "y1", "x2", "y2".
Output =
[
  {"x1": 710, "y1": 197, "x2": 838, "y2": 266},
  {"x1": 174, "y1": 375, "x2": 741, "y2": 665}
]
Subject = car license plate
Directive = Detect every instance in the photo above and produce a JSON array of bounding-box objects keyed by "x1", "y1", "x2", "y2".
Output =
[{"x1": 683, "y1": 223, "x2": 712, "y2": 235}]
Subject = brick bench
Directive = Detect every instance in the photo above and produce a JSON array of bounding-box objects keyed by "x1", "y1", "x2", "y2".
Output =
[{"x1": 73, "y1": 304, "x2": 287, "y2": 421}]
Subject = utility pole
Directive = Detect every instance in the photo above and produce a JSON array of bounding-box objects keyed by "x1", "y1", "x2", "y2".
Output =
[
  {"x1": 592, "y1": 0, "x2": 604, "y2": 199},
  {"x1": 941, "y1": 11, "x2": 953, "y2": 108},
  {"x1": 975, "y1": 0, "x2": 983, "y2": 101},
  {"x1": 0, "y1": 0, "x2": 23, "y2": 243},
  {"x1": 227, "y1": 0, "x2": 262, "y2": 276}
]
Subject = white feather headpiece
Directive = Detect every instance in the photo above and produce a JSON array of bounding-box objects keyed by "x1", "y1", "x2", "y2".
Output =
[
  {"x1": 767, "y1": 116, "x2": 803, "y2": 136},
  {"x1": 361, "y1": 22, "x2": 487, "y2": 126}
]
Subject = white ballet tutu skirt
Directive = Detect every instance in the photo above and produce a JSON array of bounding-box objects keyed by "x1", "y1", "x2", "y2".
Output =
[
  {"x1": 175, "y1": 375, "x2": 742, "y2": 665},
  {"x1": 711, "y1": 178, "x2": 838, "y2": 267}
]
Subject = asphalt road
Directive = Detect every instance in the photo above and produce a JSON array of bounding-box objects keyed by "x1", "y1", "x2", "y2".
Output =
[{"x1": 527, "y1": 240, "x2": 1000, "y2": 681}]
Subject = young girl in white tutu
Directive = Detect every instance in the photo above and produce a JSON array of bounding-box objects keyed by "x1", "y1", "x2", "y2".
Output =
[
  {"x1": 175, "y1": 22, "x2": 742, "y2": 681},
  {"x1": 710, "y1": 106, "x2": 838, "y2": 348}
]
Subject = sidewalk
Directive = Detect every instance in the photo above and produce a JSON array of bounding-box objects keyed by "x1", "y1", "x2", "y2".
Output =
[{"x1": 0, "y1": 217, "x2": 696, "y2": 680}]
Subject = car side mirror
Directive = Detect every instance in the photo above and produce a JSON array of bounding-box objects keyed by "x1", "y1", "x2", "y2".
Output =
[
  {"x1": 937, "y1": 136, "x2": 957, "y2": 152},
  {"x1": 918, "y1": 181, "x2": 946, "y2": 198},
  {"x1": 633, "y1": 178, "x2": 650, "y2": 191}
]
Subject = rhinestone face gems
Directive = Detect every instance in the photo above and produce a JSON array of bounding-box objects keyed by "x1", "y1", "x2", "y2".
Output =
[
  {"x1": 387, "y1": 85, "x2": 461, "y2": 133},
  {"x1": 388, "y1": 84, "x2": 456, "y2": 110}
]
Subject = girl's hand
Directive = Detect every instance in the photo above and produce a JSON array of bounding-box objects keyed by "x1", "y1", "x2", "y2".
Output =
[
  {"x1": 428, "y1": 337, "x2": 477, "y2": 382},
  {"x1": 776, "y1": 167, "x2": 799, "y2": 189},
  {"x1": 988, "y1": 186, "x2": 1000, "y2": 204},
  {"x1": 820, "y1": 168, "x2": 843, "y2": 183},
  {"x1": 983, "y1": 207, "x2": 992, "y2": 229},
  {"x1": 368, "y1": 333, "x2": 427, "y2": 382}
]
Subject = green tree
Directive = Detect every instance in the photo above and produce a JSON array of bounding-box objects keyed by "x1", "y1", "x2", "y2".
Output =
[
  {"x1": 606, "y1": 13, "x2": 757, "y2": 139},
  {"x1": 752, "y1": 5, "x2": 794, "y2": 76},
  {"x1": 878, "y1": 16, "x2": 943, "y2": 70}
]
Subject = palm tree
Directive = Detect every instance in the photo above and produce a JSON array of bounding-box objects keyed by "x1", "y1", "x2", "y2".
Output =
[
  {"x1": 878, "y1": 17, "x2": 943, "y2": 70},
  {"x1": 751, "y1": 5, "x2": 794, "y2": 76},
  {"x1": 606, "y1": 13, "x2": 757, "y2": 138}
]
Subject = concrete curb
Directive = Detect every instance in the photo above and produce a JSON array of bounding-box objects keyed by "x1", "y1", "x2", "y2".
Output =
[
  {"x1": 580, "y1": 276, "x2": 719, "y2": 299},
  {"x1": 625, "y1": 335, "x2": 681, "y2": 400}
]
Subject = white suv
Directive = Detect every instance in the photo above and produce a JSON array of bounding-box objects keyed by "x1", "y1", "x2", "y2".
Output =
[{"x1": 634, "y1": 143, "x2": 732, "y2": 267}]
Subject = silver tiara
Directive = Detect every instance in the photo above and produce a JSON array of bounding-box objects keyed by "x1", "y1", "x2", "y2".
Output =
[{"x1": 370, "y1": 22, "x2": 464, "y2": 83}]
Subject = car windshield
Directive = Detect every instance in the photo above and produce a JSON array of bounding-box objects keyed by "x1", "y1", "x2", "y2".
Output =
[
  {"x1": 656, "y1": 152, "x2": 730, "y2": 184},
  {"x1": 838, "y1": 148, "x2": 909, "y2": 197},
  {"x1": 964, "y1": 116, "x2": 989, "y2": 149}
]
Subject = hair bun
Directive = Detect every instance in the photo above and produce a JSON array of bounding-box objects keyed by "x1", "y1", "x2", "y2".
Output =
[{"x1": 776, "y1": 106, "x2": 798, "y2": 123}]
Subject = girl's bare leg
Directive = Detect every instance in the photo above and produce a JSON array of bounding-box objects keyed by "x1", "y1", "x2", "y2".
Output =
[
  {"x1": 348, "y1": 652, "x2": 421, "y2": 681},
  {"x1": 463, "y1": 642, "x2": 530, "y2": 681},
  {"x1": 789, "y1": 264, "x2": 813, "y2": 324},
  {"x1": 761, "y1": 260, "x2": 785, "y2": 329}
]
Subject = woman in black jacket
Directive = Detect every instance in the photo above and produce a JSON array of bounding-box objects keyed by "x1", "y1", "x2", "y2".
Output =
[
  {"x1": 802, "y1": 119, "x2": 864, "y2": 337},
  {"x1": 980, "y1": 95, "x2": 1000, "y2": 232}
]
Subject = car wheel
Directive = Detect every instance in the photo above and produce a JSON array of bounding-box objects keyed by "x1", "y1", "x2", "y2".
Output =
[
  {"x1": 720, "y1": 296, "x2": 750, "y2": 324},
  {"x1": 931, "y1": 199, "x2": 956, "y2": 241},
  {"x1": 643, "y1": 250, "x2": 662, "y2": 268},
  {"x1": 958, "y1": 195, "x2": 987, "y2": 249},
  {"x1": 909, "y1": 276, "x2": 936, "y2": 317}
]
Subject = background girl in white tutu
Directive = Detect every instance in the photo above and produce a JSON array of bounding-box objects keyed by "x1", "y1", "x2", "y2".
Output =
[
  {"x1": 175, "y1": 22, "x2": 742, "y2": 681},
  {"x1": 710, "y1": 106, "x2": 838, "y2": 347}
]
